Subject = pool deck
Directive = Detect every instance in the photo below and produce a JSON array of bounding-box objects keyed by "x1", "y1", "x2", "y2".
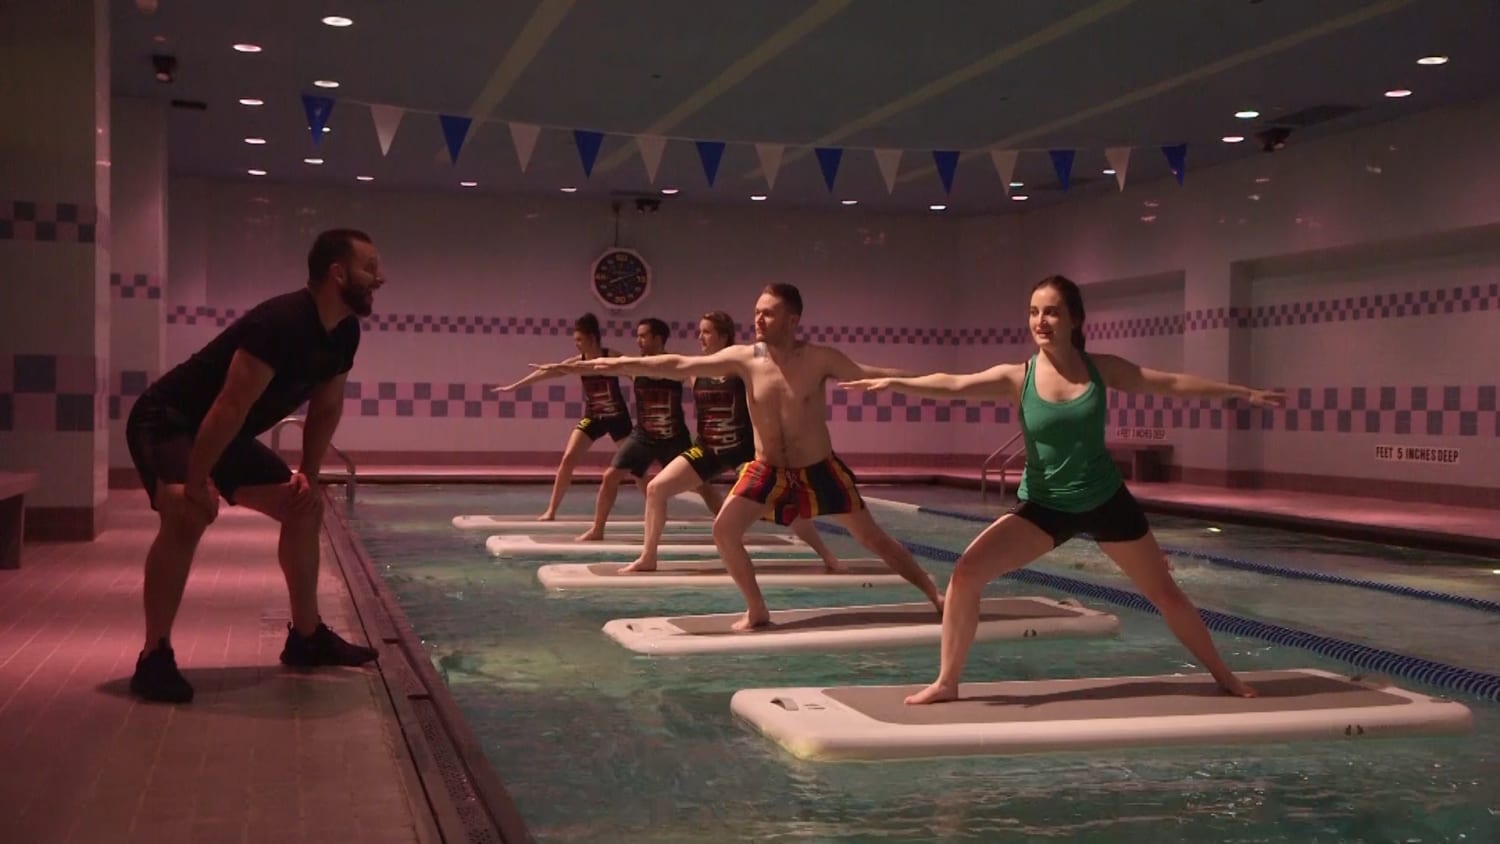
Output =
[{"x1": 2, "y1": 468, "x2": 1494, "y2": 843}]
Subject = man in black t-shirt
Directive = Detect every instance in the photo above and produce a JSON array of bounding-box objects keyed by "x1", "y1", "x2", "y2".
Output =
[
  {"x1": 125, "y1": 228, "x2": 384, "y2": 704},
  {"x1": 576, "y1": 317, "x2": 694, "y2": 541}
]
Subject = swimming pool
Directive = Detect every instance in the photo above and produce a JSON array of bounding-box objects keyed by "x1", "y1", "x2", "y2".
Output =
[{"x1": 345, "y1": 483, "x2": 1499, "y2": 843}]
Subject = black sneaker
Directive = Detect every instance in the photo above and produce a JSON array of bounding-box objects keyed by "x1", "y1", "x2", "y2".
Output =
[
  {"x1": 130, "y1": 639, "x2": 194, "y2": 703},
  {"x1": 279, "y1": 622, "x2": 379, "y2": 668}
]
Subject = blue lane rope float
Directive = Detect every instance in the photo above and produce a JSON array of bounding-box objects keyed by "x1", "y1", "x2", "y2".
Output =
[
  {"x1": 889, "y1": 502, "x2": 1500, "y2": 616},
  {"x1": 811, "y1": 519, "x2": 1500, "y2": 703}
]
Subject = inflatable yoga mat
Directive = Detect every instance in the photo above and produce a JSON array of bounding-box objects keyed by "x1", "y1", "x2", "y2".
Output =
[
  {"x1": 602, "y1": 596, "x2": 1117, "y2": 655},
  {"x1": 487, "y1": 533, "x2": 803, "y2": 557},
  {"x1": 731, "y1": 668, "x2": 1473, "y2": 761},
  {"x1": 536, "y1": 559, "x2": 906, "y2": 590},
  {"x1": 453, "y1": 514, "x2": 713, "y2": 530}
]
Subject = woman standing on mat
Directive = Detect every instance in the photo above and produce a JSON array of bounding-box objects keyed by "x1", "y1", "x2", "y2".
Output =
[
  {"x1": 840, "y1": 275, "x2": 1284, "y2": 704},
  {"x1": 495, "y1": 313, "x2": 634, "y2": 520}
]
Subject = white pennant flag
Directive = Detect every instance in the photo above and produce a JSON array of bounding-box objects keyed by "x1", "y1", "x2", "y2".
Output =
[
  {"x1": 873, "y1": 148, "x2": 902, "y2": 194},
  {"x1": 1105, "y1": 146, "x2": 1131, "y2": 191},
  {"x1": 509, "y1": 122, "x2": 541, "y2": 173},
  {"x1": 989, "y1": 149, "x2": 1019, "y2": 194},
  {"x1": 636, "y1": 135, "x2": 667, "y2": 184},
  {"x1": 368, "y1": 104, "x2": 404, "y2": 157},
  {"x1": 755, "y1": 143, "x2": 785, "y2": 191}
]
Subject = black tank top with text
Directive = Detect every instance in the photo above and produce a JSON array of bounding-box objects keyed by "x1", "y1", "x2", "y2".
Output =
[
  {"x1": 579, "y1": 348, "x2": 628, "y2": 420},
  {"x1": 691, "y1": 375, "x2": 751, "y2": 452},
  {"x1": 632, "y1": 376, "x2": 687, "y2": 441}
]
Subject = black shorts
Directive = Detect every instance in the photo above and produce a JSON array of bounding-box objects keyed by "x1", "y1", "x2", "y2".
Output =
[
  {"x1": 611, "y1": 430, "x2": 692, "y2": 478},
  {"x1": 576, "y1": 414, "x2": 631, "y2": 443},
  {"x1": 125, "y1": 396, "x2": 292, "y2": 509},
  {"x1": 682, "y1": 441, "x2": 756, "y2": 482},
  {"x1": 1013, "y1": 483, "x2": 1150, "y2": 547}
]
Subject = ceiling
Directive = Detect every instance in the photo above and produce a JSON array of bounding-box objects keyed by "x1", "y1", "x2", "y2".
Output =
[{"x1": 110, "y1": 0, "x2": 1500, "y2": 215}]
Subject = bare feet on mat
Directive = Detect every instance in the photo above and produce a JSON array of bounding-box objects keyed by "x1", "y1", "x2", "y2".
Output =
[
  {"x1": 1218, "y1": 675, "x2": 1258, "y2": 698},
  {"x1": 574, "y1": 528, "x2": 603, "y2": 542},
  {"x1": 730, "y1": 611, "x2": 772, "y2": 632},
  {"x1": 904, "y1": 680, "x2": 959, "y2": 706},
  {"x1": 618, "y1": 557, "x2": 658, "y2": 573}
]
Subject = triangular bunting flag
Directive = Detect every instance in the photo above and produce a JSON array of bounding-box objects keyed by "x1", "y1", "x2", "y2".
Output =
[
  {"x1": 989, "y1": 149, "x2": 1019, "y2": 194},
  {"x1": 1049, "y1": 149, "x2": 1075, "y2": 191},
  {"x1": 695, "y1": 140, "x2": 726, "y2": 187},
  {"x1": 509, "y1": 123, "x2": 540, "y2": 173},
  {"x1": 368, "y1": 104, "x2": 404, "y2": 157},
  {"x1": 814, "y1": 147, "x2": 843, "y2": 193},
  {"x1": 1104, "y1": 146, "x2": 1131, "y2": 191},
  {"x1": 755, "y1": 143, "x2": 784, "y2": 191},
  {"x1": 438, "y1": 114, "x2": 472, "y2": 165},
  {"x1": 574, "y1": 129, "x2": 604, "y2": 178},
  {"x1": 873, "y1": 149, "x2": 902, "y2": 194},
  {"x1": 636, "y1": 135, "x2": 666, "y2": 184},
  {"x1": 932, "y1": 150, "x2": 959, "y2": 194},
  {"x1": 1161, "y1": 143, "x2": 1188, "y2": 185},
  {"x1": 301, "y1": 94, "x2": 335, "y2": 146}
]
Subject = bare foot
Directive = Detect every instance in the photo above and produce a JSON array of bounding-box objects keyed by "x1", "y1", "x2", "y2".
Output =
[
  {"x1": 1218, "y1": 675, "x2": 1257, "y2": 698},
  {"x1": 730, "y1": 612, "x2": 772, "y2": 632},
  {"x1": 822, "y1": 557, "x2": 848, "y2": 573},
  {"x1": 930, "y1": 592, "x2": 946, "y2": 618},
  {"x1": 536, "y1": 511, "x2": 556, "y2": 522},
  {"x1": 574, "y1": 528, "x2": 603, "y2": 542},
  {"x1": 904, "y1": 680, "x2": 959, "y2": 705},
  {"x1": 618, "y1": 557, "x2": 658, "y2": 574}
]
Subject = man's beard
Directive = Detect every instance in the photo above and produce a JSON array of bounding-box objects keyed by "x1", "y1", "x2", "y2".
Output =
[{"x1": 340, "y1": 279, "x2": 373, "y2": 317}]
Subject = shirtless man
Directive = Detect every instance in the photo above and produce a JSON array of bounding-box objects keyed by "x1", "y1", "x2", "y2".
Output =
[{"x1": 539, "y1": 284, "x2": 943, "y2": 630}]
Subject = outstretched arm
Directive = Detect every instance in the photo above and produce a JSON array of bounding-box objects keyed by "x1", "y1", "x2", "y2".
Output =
[
  {"x1": 822, "y1": 346, "x2": 918, "y2": 381},
  {"x1": 839, "y1": 363, "x2": 1023, "y2": 402},
  {"x1": 1094, "y1": 354, "x2": 1284, "y2": 406},
  {"x1": 536, "y1": 345, "x2": 748, "y2": 379},
  {"x1": 493, "y1": 354, "x2": 581, "y2": 392}
]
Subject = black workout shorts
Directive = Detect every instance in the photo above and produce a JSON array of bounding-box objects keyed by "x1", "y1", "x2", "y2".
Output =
[
  {"x1": 125, "y1": 396, "x2": 292, "y2": 509},
  {"x1": 1012, "y1": 483, "x2": 1150, "y2": 546}
]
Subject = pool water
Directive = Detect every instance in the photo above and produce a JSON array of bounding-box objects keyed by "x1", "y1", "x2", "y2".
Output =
[{"x1": 346, "y1": 484, "x2": 1500, "y2": 843}]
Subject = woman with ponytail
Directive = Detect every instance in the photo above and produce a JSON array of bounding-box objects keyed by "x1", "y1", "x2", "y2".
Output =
[{"x1": 840, "y1": 274, "x2": 1284, "y2": 704}]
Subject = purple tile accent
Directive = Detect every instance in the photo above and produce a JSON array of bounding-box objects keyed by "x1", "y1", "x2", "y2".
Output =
[
  {"x1": 14, "y1": 355, "x2": 56, "y2": 392},
  {"x1": 0, "y1": 394, "x2": 10, "y2": 431},
  {"x1": 56, "y1": 394, "x2": 93, "y2": 431},
  {"x1": 0, "y1": 200, "x2": 99, "y2": 242}
]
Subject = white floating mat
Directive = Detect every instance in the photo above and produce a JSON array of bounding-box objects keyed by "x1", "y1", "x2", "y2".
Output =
[
  {"x1": 537, "y1": 559, "x2": 906, "y2": 590},
  {"x1": 731, "y1": 668, "x2": 1473, "y2": 762},
  {"x1": 603, "y1": 597, "x2": 1117, "y2": 655},
  {"x1": 452, "y1": 514, "x2": 715, "y2": 531},
  {"x1": 487, "y1": 533, "x2": 803, "y2": 557}
]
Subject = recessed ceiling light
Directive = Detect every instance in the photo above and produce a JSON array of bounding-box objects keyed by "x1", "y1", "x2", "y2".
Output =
[
  {"x1": 1008, "y1": 181, "x2": 1024, "y2": 188},
  {"x1": 244, "y1": 137, "x2": 266, "y2": 145},
  {"x1": 1010, "y1": 194, "x2": 1029, "y2": 201},
  {"x1": 321, "y1": 16, "x2": 354, "y2": 27},
  {"x1": 1254, "y1": 176, "x2": 1271, "y2": 184},
  {"x1": 750, "y1": 195, "x2": 767, "y2": 201},
  {"x1": 459, "y1": 180, "x2": 478, "y2": 187},
  {"x1": 355, "y1": 175, "x2": 373, "y2": 182},
  {"x1": 1234, "y1": 110, "x2": 1260, "y2": 119},
  {"x1": 929, "y1": 204, "x2": 947, "y2": 211},
  {"x1": 1139, "y1": 214, "x2": 1157, "y2": 223},
  {"x1": 238, "y1": 97, "x2": 263, "y2": 106},
  {"x1": 303, "y1": 157, "x2": 323, "y2": 165},
  {"x1": 1143, "y1": 199, "x2": 1160, "y2": 208},
  {"x1": 1385, "y1": 89, "x2": 1413, "y2": 98},
  {"x1": 840, "y1": 199, "x2": 858, "y2": 206},
  {"x1": 1247, "y1": 194, "x2": 1261, "y2": 201},
  {"x1": 232, "y1": 43, "x2": 262, "y2": 53},
  {"x1": 247, "y1": 169, "x2": 266, "y2": 176},
  {"x1": 1102, "y1": 168, "x2": 1116, "y2": 175},
  {"x1": 1416, "y1": 55, "x2": 1448, "y2": 65},
  {"x1": 152, "y1": 34, "x2": 168, "y2": 44},
  {"x1": 660, "y1": 188, "x2": 679, "y2": 195},
  {"x1": 559, "y1": 186, "x2": 578, "y2": 193},
  {"x1": 1222, "y1": 135, "x2": 1245, "y2": 143},
  {"x1": 313, "y1": 80, "x2": 339, "y2": 89}
]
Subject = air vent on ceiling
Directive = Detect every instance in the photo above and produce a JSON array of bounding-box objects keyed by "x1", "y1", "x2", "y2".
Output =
[
  {"x1": 170, "y1": 98, "x2": 207, "y2": 111},
  {"x1": 1274, "y1": 104, "x2": 1363, "y2": 128}
]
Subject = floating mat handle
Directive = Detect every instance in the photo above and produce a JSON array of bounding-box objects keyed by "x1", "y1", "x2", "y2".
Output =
[{"x1": 770, "y1": 696, "x2": 800, "y2": 712}]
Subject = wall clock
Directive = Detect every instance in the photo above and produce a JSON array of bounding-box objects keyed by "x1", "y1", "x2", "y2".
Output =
[{"x1": 590, "y1": 248, "x2": 652, "y2": 310}]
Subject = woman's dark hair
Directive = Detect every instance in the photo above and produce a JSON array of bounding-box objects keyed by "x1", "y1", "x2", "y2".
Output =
[
  {"x1": 1032, "y1": 274, "x2": 1086, "y2": 350},
  {"x1": 701, "y1": 310, "x2": 736, "y2": 343},
  {"x1": 574, "y1": 312, "x2": 601, "y2": 342}
]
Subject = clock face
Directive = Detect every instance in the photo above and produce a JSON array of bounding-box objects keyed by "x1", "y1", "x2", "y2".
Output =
[{"x1": 590, "y1": 249, "x2": 651, "y2": 309}]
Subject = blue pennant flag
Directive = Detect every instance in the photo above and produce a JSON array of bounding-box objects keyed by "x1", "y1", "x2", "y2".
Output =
[
  {"x1": 1161, "y1": 143, "x2": 1188, "y2": 185},
  {"x1": 574, "y1": 130, "x2": 604, "y2": 178},
  {"x1": 815, "y1": 147, "x2": 843, "y2": 193},
  {"x1": 1049, "y1": 149, "x2": 1075, "y2": 191},
  {"x1": 301, "y1": 94, "x2": 335, "y2": 146},
  {"x1": 438, "y1": 115, "x2": 472, "y2": 165},
  {"x1": 696, "y1": 140, "x2": 726, "y2": 186},
  {"x1": 932, "y1": 150, "x2": 959, "y2": 194}
]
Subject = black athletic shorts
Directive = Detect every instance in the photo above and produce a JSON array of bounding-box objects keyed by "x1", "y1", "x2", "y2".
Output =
[
  {"x1": 576, "y1": 414, "x2": 632, "y2": 443},
  {"x1": 682, "y1": 441, "x2": 756, "y2": 482},
  {"x1": 1013, "y1": 483, "x2": 1150, "y2": 546},
  {"x1": 611, "y1": 429, "x2": 692, "y2": 478},
  {"x1": 125, "y1": 395, "x2": 292, "y2": 509}
]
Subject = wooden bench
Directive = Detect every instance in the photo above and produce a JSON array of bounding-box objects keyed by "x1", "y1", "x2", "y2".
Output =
[
  {"x1": 0, "y1": 471, "x2": 39, "y2": 569},
  {"x1": 1106, "y1": 443, "x2": 1173, "y2": 483}
]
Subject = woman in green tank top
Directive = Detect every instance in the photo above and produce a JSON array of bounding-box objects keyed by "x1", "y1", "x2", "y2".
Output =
[{"x1": 841, "y1": 275, "x2": 1284, "y2": 705}]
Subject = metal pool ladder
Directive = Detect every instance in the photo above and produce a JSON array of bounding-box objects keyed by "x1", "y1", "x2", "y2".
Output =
[
  {"x1": 270, "y1": 416, "x2": 358, "y2": 506},
  {"x1": 979, "y1": 430, "x2": 1024, "y2": 504}
]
